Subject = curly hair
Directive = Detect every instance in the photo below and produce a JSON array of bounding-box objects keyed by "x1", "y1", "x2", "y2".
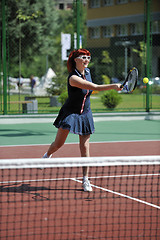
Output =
[{"x1": 67, "y1": 49, "x2": 91, "y2": 73}]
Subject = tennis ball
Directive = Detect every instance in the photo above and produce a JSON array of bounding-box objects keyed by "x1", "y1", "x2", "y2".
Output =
[{"x1": 143, "y1": 77, "x2": 149, "y2": 84}]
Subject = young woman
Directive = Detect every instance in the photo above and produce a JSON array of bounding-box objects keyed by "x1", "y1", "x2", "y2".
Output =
[{"x1": 43, "y1": 48, "x2": 122, "y2": 192}]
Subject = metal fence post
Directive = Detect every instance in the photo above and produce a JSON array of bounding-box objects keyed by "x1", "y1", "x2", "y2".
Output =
[
  {"x1": 2, "y1": 0, "x2": 7, "y2": 114},
  {"x1": 76, "y1": 0, "x2": 80, "y2": 49},
  {"x1": 146, "y1": 0, "x2": 151, "y2": 112}
]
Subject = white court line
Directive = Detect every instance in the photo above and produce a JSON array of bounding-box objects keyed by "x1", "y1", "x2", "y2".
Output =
[
  {"x1": 0, "y1": 139, "x2": 160, "y2": 147},
  {"x1": 73, "y1": 178, "x2": 160, "y2": 210},
  {"x1": 1, "y1": 173, "x2": 159, "y2": 185},
  {"x1": 88, "y1": 173, "x2": 160, "y2": 179},
  {"x1": 0, "y1": 177, "x2": 71, "y2": 184},
  {"x1": 1, "y1": 173, "x2": 159, "y2": 209},
  {"x1": 0, "y1": 114, "x2": 160, "y2": 124}
]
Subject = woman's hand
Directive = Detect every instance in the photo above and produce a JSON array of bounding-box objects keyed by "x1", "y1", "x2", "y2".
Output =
[{"x1": 113, "y1": 84, "x2": 123, "y2": 91}]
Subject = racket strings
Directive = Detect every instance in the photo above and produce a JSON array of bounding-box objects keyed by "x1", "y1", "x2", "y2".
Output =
[{"x1": 127, "y1": 70, "x2": 137, "y2": 92}]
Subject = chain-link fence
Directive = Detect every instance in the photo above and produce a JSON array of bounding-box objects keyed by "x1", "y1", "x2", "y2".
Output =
[{"x1": 0, "y1": 0, "x2": 160, "y2": 115}]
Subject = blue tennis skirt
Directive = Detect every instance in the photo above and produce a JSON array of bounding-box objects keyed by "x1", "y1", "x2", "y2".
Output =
[{"x1": 53, "y1": 108, "x2": 95, "y2": 135}]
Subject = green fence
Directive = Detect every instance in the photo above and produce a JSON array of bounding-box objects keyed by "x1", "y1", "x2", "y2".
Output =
[{"x1": 0, "y1": 0, "x2": 160, "y2": 115}]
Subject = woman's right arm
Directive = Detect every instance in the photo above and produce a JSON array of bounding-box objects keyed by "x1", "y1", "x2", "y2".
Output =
[{"x1": 69, "y1": 75, "x2": 122, "y2": 92}]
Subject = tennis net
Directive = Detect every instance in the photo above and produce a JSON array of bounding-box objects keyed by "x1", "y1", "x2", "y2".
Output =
[{"x1": 0, "y1": 156, "x2": 160, "y2": 240}]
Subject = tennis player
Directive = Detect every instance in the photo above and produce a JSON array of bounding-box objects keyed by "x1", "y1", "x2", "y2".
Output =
[{"x1": 43, "y1": 49, "x2": 122, "y2": 192}]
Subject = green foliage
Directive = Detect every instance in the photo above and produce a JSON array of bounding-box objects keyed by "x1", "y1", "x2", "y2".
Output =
[
  {"x1": 101, "y1": 90, "x2": 122, "y2": 109},
  {"x1": 150, "y1": 85, "x2": 160, "y2": 94},
  {"x1": 101, "y1": 51, "x2": 112, "y2": 64},
  {"x1": 90, "y1": 50, "x2": 113, "y2": 85},
  {"x1": 102, "y1": 75, "x2": 111, "y2": 84},
  {"x1": 1, "y1": 0, "x2": 72, "y2": 77},
  {"x1": 58, "y1": 91, "x2": 68, "y2": 105},
  {"x1": 133, "y1": 85, "x2": 160, "y2": 95},
  {"x1": 47, "y1": 70, "x2": 68, "y2": 96},
  {"x1": 16, "y1": 9, "x2": 43, "y2": 21},
  {"x1": 1, "y1": 0, "x2": 87, "y2": 78},
  {"x1": 6, "y1": 0, "x2": 59, "y2": 56},
  {"x1": 132, "y1": 41, "x2": 146, "y2": 65}
]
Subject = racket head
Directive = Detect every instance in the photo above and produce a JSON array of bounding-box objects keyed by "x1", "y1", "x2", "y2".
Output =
[{"x1": 121, "y1": 67, "x2": 138, "y2": 93}]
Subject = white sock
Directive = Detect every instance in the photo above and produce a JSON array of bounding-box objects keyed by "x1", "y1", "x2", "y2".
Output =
[{"x1": 83, "y1": 176, "x2": 88, "y2": 182}]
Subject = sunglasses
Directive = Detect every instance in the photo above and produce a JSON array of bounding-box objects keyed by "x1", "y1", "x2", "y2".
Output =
[{"x1": 76, "y1": 55, "x2": 91, "y2": 61}]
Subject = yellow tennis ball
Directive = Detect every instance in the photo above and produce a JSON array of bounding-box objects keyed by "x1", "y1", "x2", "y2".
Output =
[{"x1": 143, "y1": 77, "x2": 149, "y2": 84}]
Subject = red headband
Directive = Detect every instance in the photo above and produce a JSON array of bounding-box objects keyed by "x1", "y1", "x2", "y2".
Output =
[{"x1": 67, "y1": 49, "x2": 91, "y2": 73}]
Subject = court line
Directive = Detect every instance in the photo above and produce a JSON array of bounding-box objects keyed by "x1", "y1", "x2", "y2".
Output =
[
  {"x1": 0, "y1": 139, "x2": 160, "y2": 147},
  {"x1": 1, "y1": 173, "x2": 159, "y2": 209},
  {"x1": 1, "y1": 173, "x2": 159, "y2": 184},
  {"x1": 73, "y1": 178, "x2": 160, "y2": 210},
  {"x1": 88, "y1": 173, "x2": 160, "y2": 179},
  {"x1": 1, "y1": 170, "x2": 159, "y2": 211},
  {"x1": 0, "y1": 114, "x2": 160, "y2": 124}
]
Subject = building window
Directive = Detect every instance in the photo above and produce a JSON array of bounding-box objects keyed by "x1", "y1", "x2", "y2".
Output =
[
  {"x1": 103, "y1": 0, "x2": 114, "y2": 6},
  {"x1": 116, "y1": 24, "x2": 128, "y2": 36},
  {"x1": 116, "y1": 0, "x2": 128, "y2": 4},
  {"x1": 89, "y1": 27, "x2": 100, "y2": 39},
  {"x1": 103, "y1": 26, "x2": 113, "y2": 37},
  {"x1": 152, "y1": 21, "x2": 160, "y2": 34},
  {"x1": 59, "y1": 4, "x2": 64, "y2": 10},
  {"x1": 130, "y1": 23, "x2": 143, "y2": 35},
  {"x1": 90, "y1": 0, "x2": 100, "y2": 8},
  {"x1": 67, "y1": 4, "x2": 73, "y2": 9}
]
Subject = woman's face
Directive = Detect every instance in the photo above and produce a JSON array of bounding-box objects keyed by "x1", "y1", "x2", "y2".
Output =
[{"x1": 74, "y1": 55, "x2": 91, "y2": 70}]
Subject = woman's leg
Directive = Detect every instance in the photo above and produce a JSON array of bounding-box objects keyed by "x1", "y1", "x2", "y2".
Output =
[
  {"x1": 46, "y1": 128, "x2": 69, "y2": 157},
  {"x1": 79, "y1": 134, "x2": 90, "y2": 176},
  {"x1": 79, "y1": 134, "x2": 92, "y2": 191}
]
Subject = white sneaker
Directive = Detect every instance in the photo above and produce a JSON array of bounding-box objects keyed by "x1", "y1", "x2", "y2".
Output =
[
  {"x1": 42, "y1": 152, "x2": 52, "y2": 158},
  {"x1": 83, "y1": 180, "x2": 92, "y2": 192},
  {"x1": 40, "y1": 152, "x2": 52, "y2": 169}
]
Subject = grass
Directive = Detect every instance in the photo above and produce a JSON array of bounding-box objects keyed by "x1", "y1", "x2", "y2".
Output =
[
  {"x1": 91, "y1": 91, "x2": 160, "y2": 112},
  {"x1": 1, "y1": 91, "x2": 160, "y2": 114}
]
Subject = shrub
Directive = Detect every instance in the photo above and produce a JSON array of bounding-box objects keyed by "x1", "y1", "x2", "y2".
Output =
[
  {"x1": 58, "y1": 91, "x2": 68, "y2": 105},
  {"x1": 101, "y1": 90, "x2": 122, "y2": 109},
  {"x1": 135, "y1": 85, "x2": 160, "y2": 95},
  {"x1": 151, "y1": 85, "x2": 160, "y2": 94}
]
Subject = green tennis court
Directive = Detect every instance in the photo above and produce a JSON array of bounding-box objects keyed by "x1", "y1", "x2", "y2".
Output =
[{"x1": 0, "y1": 118, "x2": 160, "y2": 146}]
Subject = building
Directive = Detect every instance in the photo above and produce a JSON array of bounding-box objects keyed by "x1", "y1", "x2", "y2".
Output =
[
  {"x1": 86, "y1": 0, "x2": 160, "y2": 77},
  {"x1": 55, "y1": 0, "x2": 87, "y2": 10}
]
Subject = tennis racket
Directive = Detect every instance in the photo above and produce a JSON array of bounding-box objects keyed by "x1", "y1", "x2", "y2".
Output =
[{"x1": 121, "y1": 67, "x2": 138, "y2": 93}]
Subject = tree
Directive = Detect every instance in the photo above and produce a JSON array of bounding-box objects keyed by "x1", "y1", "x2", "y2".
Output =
[
  {"x1": 1, "y1": 0, "x2": 59, "y2": 77},
  {"x1": 1, "y1": 0, "x2": 87, "y2": 78},
  {"x1": 132, "y1": 41, "x2": 146, "y2": 77}
]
